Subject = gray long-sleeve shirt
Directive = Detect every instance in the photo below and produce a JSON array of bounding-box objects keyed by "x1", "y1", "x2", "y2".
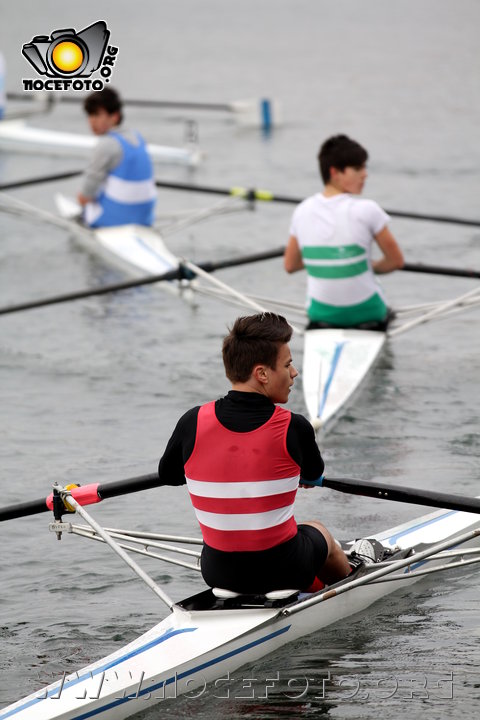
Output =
[{"x1": 81, "y1": 127, "x2": 142, "y2": 198}]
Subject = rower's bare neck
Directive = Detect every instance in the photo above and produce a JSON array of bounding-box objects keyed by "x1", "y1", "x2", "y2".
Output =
[{"x1": 323, "y1": 184, "x2": 346, "y2": 198}]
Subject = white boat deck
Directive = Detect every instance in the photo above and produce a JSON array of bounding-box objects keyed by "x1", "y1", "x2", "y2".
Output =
[
  {"x1": 0, "y1": 118, "x2": 202, "y2": 166},
  {"x1": 2, "y1": 501, "x2": 479, "y2": 720},
  {"x1": 302, "y1": 327, "x2": 386, "y2": 432}
]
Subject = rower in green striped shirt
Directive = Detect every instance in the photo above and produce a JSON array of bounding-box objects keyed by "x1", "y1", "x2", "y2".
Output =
[{"x1": 284, "y1": 135, "x2": 404, "y2": 329}]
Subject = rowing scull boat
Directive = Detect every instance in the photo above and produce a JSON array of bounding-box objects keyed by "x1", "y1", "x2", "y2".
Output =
[
  {"x1": 302, "y1": 327, "x2": 386, "y2": 431},
  {"x1": 0, "y1": 118, "x2": 202, "y2": 167},
  {"x1": 54, "y1": 193, "x2": 184, "y2": 285},
  {"x1": 301, "y1": 282, "x2": 480, "y2": 431},
  {"x1": 1, "y1": 485, "x2": 479, "y2": 720}
]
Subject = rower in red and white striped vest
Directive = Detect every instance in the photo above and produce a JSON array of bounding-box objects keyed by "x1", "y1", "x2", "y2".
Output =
[
  {"x1": 158, "y1": 313, "x2": 351, "y2": 594},
  {"x1": 185, "y1": 400, "x2": 300, "y2": 552},
  {"x1": 78, "y1": 87, "x2": 156, "y2": 228},
  {"x1": 284, "y1": 134, "x2": 404, "y2": 329}
]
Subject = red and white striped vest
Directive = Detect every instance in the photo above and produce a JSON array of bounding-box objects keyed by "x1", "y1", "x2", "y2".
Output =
[{"x1": 185, "y1": 401, "x2": 300, "y2": 551}]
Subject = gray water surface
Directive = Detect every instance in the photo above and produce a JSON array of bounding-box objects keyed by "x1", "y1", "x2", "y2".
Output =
[{"x1": 1, "y1": 1, "x2": 479, "y2": 718}]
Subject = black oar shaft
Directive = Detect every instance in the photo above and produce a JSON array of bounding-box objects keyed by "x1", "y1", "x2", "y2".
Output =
[
  {"x1": 402, "y1": 262, "x2": 480, "y2": 280},
  {"x1": 0, "y1": 267, "x2": 182, "y2": 315},
  {"x1": 6, "y1": 93, "x2": 232, "y2": 112},
  {"x1": 0, "y1": 472, "x2": 161, "y2": 523},
  {"x1": 0, "y1": 249, "x2": 286, "y2": 316},
  {"x1": 0, "y1": 498, "x2": 50, "y2": 522},
  {"x1": 1, "y1": 171, "x2": 479, "y2": 227},
  {"x1": 200, "y1": 247, "x2": 284, "y2": 273},
  {"x1": 3, "y1": 472, "x2": 480, "y2": 523},
  {"x1": 0, "y1": 170, "x2": 82, "y2": 192},
  {"x1": 384, "y1": 208, "x2": 480, "y2": 228},
  {"x1": 323, "y1": 477, "x2": 480, "y2": 515},
  {"x1": 153, "y1": 180, "x2": 480, "y2": 228},
  {"x1": 155, "y1": 180, "x2": 232, "y2": 197},
  {"x1": 98, "y1": 473, "x2": 159, "y2": 500}
]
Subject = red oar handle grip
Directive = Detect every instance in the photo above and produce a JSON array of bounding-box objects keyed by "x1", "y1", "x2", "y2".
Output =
[{"x1": 46, "y1": 484, "x2": 101, "y2": 511}]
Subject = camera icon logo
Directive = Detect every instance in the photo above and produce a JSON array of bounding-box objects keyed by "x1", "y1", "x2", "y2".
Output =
[{"x1": 22, "y1": 21, "x2": 110, "y2": 78}]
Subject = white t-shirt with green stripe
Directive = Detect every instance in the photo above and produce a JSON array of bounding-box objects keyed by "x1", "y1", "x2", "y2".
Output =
[{"x1": 290, "y1": 193, "x2": 390, "y2": 326}]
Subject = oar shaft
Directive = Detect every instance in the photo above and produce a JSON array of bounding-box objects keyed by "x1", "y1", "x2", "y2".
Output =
[
  {"x1": 0, "y1": 251, "x2": 285, "y2": 316},
  {"x1": 118, "y1": 99, "x2": 232, "y2": 112},
  {"x1": 153, "y1": 180, "x2": 480, "y2": 228},
  {"x1": 200, "y1": 247, "x2": 284, "y2": 272},
  {"x1": 0, "y1": 473, "x2": 160, "y2": 523},
  {"x1": 0, "y1": 268, "x2": 183, "y2": 315},
  {"x1": 0, "y1": 498, "x2": 50, "y2": 522},
  {"x1": 323, "y1": 477, "x2": 480, "y2": 514},
  {"x1": 2, "y1": 171, "x2": 479, "y2": 227},
  {"x1": 384, "y1": 208, "x2": 480, "y2": 228},
  {"x1": 0, "y1": 171, "x2": 82, "y2": 191},
  {"x1": 98, "y1": 473, "x2": 159, "y2": 500},
  {"x1": 402, "y1": 262, "x2": 480, "y2": 280},
  {"x1": 6, "y1": 93, "x2": 232, "y2": 112}
]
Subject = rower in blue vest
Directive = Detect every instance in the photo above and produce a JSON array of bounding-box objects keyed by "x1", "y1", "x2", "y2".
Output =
[{"x1": 77, "y1": 87, "x2": 156, "y2": 227}]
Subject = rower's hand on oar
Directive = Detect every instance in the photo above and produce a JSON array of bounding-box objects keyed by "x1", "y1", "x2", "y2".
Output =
[{"x1": 300, "y1": 476, "x2": 324, "y2": 489}]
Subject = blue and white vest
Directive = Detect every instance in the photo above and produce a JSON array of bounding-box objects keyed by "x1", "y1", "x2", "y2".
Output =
[{"x1": 86, "y1": 131, "x2": 156, "y2": 227}]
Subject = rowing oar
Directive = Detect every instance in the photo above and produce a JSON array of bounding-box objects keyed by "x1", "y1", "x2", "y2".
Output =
[
  {"x1": 1, "y1": 251, "x2": 479, "y2": 317},
  {"x1": 402, "y1": 262, "x2": 480, "y2": 280},
  {"x1": 1, "y1": 172, "x2": 479, "y2": 228},
  {"x1": 6, "y1": 93, "x2": 278, "y2": 130},
  {"x1": 153, "y1": 180, "x2": 480, "y2": 229},
  {"x1": 0, "y1": 472, "x2": 159, "y2": 522},
  {"x1": 3, "y1": 472, "x2": 480, "y2": 523},
  {"x1": 317, "y1": 476, "x2": 480, "y2": 515},
  {"x1": 0, "y1": 248, "x2": 285, "y2": 316},
  {"x1": 0, "y1": 170, "x2": 83, "y2": 192},
  {"x1": 5, "y1": 92, "x2": 234, "y2": 111}
]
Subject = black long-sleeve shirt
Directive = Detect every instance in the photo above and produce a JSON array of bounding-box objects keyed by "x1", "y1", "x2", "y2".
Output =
[{"x1": 158, "y1": 390, "x2": 324, "y2": 484}]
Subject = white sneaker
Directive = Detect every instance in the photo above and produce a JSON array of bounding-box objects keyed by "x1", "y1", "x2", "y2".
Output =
[{"x1": 349, "y1": 538, "x2": 377, "y2": 565}]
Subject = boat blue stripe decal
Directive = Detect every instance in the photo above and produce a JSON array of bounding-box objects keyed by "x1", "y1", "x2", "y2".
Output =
[
  {"x1": 70, "y1": 624, "x2": 291, "y2": 720},
  {"x1": 1, "y1": 623, "x2": 291, "y2": 720},
  {"x1": 134, "y1": 235, "x2": 177, "y2": 271},
  {"x1": 380, "y1": 509, "x2": 479, "y2": 575},
  {"x1": 384, "y1": 509, "x2": 457, "y2": 545},
  {"x1": 0, "y1": 627, "x2": 197, "y2": 719},
  {"x1": 318, "y1": 341, "x2": 346, "y2": 418}
]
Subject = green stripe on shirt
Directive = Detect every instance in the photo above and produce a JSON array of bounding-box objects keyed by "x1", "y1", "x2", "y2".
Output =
[
  {"x1": 302, "y1": 244, "x2": 365, "y2": 260},
  {"x1": 305, "y1": 259, "x2": 369, "y2": 279}
]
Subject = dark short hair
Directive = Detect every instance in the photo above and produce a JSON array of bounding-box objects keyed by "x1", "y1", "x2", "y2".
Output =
[
  {"x1": 318, "y1": 134, "x2": 368, "y2": 184},
  {"x1": 222, "y1": 313, "x2": 293, "y2": 383},
  {"x1": 84, "y1": 87, "x2": 123, "y2": 123}
]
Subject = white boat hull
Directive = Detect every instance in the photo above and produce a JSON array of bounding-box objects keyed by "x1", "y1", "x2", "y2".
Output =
[
  {"x1": 302, "y1": 328, "x2": 386, "y2": 431},
  {"x1": 2, "y1": 504, "x2": 479, "y2": 720},
  {"x1": 54, "y1": 194, "x2": 196, "y2": 301},
  {"x1": 0, "y1": 119, "x2": 202, "y2": 166}
]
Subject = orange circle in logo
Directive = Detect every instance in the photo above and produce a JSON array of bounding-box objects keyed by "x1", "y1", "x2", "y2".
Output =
[{"x1": 51, "y1": 41, "x2": 84, "y2": 73}]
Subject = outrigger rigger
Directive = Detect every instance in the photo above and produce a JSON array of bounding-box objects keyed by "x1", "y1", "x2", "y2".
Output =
[{"x1": 1, "y1": 477, "x2": 480, "y2": 720}]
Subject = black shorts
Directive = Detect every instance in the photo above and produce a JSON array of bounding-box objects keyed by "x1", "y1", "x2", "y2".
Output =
[
  {"x1": 306, "y1": 308, "x2": 395, "y2": 333},
  {"x1": 200, "y1": 525, "x2": 329, "y2": 594}
]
